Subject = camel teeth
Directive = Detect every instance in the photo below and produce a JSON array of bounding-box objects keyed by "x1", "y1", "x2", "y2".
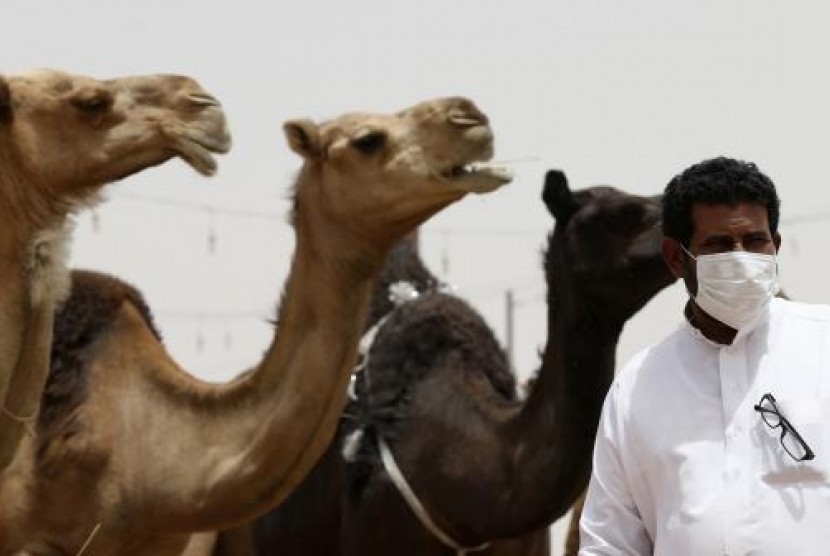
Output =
[{"x1": 468, "y1": 163, "x2": 514, "y2": 180}]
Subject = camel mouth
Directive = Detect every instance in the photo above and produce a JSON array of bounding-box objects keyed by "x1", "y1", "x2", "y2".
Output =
[
  {"x1": 628, "y1": 221, "x2": 664, "y2": 261},
  {"x1": 176, "y1": 132, "x2": 232, "y2": 177},
  {"x1": 441, "y1": 162, "x2": 513, "y2": 193}
]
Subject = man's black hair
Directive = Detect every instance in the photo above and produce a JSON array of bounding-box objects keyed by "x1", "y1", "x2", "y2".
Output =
[{"x1": 662, "y1": 157, "x2": 781, "y2": 246}]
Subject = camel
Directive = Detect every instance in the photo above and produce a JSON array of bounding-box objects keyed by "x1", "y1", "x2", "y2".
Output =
[
  {"x1": 0, "y1": 97, "x2": 511, "y2": 555},
  {"x1": 562, "y1": 493, "x2": 585, "y2": 556},
  {"x1": 204, "y1": 231, "x2": 548, "y2": 555},
  {"x1": 205, "y1": 170, "x2": 675, "y2": 555},
  {"x1": 0, "y1": 69, "x2": 230, "y2": 471}
]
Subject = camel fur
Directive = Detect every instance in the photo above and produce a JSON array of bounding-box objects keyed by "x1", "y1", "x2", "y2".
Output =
[
  {"x1": 0, "y1": 68, "x2": 230, "y2": 471},
  {"x1": 0, "y1": 97, "x2": 510, "y2": 555},
  {"x1": 207, "y1": 171, "x2": 675, "y2": 555}
]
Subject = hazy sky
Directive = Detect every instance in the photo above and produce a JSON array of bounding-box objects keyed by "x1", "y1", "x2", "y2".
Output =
[{"x1": 5, "y1": 1, "x2": 830, "y2": 549}]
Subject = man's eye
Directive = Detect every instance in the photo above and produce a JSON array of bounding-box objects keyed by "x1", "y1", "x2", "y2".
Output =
[
  {"x1": 744, "y1": 237, "x2": 771, "y2": 249},
  {"x1": 704, "y1": 239, "x2": 734, "y2": 251}
]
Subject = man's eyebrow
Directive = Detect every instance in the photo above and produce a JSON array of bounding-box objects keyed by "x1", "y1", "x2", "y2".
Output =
[{"x1": 701, "y1": 234, "x2": 735, "y2": 242}]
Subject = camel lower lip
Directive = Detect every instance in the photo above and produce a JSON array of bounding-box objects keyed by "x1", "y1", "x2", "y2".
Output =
[
  {"x1": 199, "y1": 135, "x2": 232, "y2": 154},
  {"x1": 177, "y1": 139, "x2": 219, "y2": 176},
  {"x1": 189, "y1": 130, "x2": 232, "y2": 154},
  {"x1": 175, "y1": 129, "x2": 233, "y2": 176}
]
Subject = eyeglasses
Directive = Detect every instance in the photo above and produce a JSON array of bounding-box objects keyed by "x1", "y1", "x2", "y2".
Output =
[{"x1": 753, "y1": 393, "x2": 815, "y2": 462}]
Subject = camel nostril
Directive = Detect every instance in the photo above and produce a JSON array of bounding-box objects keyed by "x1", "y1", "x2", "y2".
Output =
[
  {"x1": 449, "y1": 98, "x2": 489, "y2": 125},
  {"x1": 448, "y1": 109, "x2": 484, "y2": 127},
  {"x1": 187, "y1": 93, "x2": 220, "y2": 107}
]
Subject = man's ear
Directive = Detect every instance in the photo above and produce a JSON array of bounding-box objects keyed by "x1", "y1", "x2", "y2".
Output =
[
  {"x1": 0, "y1": 76, "x2": 12, "y2": 124},
  {"x1": 773, "y1": 232, "x2": 782, "y2": 253},
  {"x1": 661, "y1": 237, "x2": 687, "y2": 280},
  {"x1": 283, "y1": 119, "x2": 320, "y2": 159}
]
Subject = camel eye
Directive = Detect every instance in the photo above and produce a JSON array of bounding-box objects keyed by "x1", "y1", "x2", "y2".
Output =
[
  {"x1": 71, "y1": 92, "x2": 113, "y2": 114},
  {"x1": 617, "y1": 203, "x2": 646, "y2": 227},
  {"x1": 351, "y1": 131, "x2": 386, "y2": 155}
]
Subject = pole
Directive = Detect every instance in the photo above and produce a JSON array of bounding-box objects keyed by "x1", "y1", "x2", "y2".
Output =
[{"x1": 505, "y1": 289, "x2": 514, "y2": 369}]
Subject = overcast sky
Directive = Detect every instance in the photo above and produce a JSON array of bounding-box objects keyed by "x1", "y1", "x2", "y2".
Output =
[{"x1": 5, "y1": 1, "x2": 830, "y2": 549}]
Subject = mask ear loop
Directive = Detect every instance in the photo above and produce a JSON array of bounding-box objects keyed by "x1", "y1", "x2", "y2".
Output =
[
  {"x1": 677, "y1": 242, "x2": 699, "y2": 300},
  {"x1": 771, "y1": 248, "x2": 781, "y2": 296},
  {"x1": 679, "y1": 243, "x2": 697, "y2": 261}
]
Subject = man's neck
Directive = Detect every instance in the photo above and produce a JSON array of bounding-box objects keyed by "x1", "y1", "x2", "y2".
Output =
[{"x1": 685, "y1": 300, "x2": 737, "y2": 345}]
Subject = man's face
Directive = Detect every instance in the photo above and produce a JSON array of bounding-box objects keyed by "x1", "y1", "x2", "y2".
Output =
[{"x1": 661, "y1": 202, "x2": 781, "y2": 296}]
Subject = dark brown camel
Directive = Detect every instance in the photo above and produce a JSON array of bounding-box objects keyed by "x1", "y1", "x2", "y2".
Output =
[
  {"x1": 206, "y1": 233, "x2": 549, "y2": 555},
  {"x1": 207, "y1": 170, "x2": 675, "y2": 556}
]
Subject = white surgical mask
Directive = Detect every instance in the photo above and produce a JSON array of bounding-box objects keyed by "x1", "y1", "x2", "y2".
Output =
[{"x1": 682, "y1": 247, "x2": 780, "y2": 330}]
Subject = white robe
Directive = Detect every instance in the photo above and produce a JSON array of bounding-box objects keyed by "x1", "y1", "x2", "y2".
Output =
[{"x1": 580, "y1": 298, "x2": 830, "y2": 556}]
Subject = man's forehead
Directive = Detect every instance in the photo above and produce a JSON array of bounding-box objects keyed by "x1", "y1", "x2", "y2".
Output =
[{"x1": 691, "y1": 202, "x2": 770, "y2": 232}]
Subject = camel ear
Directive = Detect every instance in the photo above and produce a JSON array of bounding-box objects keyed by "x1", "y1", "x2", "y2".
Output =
[
  {"x1": 542, "y1": 169, "x2": 577, "y2": 221},
  {"x1": 284, "y1": 119, "x2": 320, "y2": 159},
  {"x1": 0, "y1": 76, "x2": 12, "y2": 124}
]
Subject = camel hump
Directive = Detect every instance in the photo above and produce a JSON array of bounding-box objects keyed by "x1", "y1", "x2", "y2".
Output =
[
  {"x1": 542, "y1": 169, "x2": 577, "y2": 221},
  {"x1": 42, "y1": 271, "x2": 161, "y2": 436},
  {"x1": 357, "y1": 292, "x2": 516, "y2": 422},
  {"x1": 54, "y1": 270, "x2": 161, "y2": 348}
]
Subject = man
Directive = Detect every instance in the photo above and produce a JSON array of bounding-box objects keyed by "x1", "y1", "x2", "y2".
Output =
[{"x1": 579, "y1": 157, "x2": 830, "y2": 555}]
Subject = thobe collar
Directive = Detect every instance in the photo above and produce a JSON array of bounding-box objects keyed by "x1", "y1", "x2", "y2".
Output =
[{"x1": 683, "y1": 300, "x2": 772, "y2": 348}]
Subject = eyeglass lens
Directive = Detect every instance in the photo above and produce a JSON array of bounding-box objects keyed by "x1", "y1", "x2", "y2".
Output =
[
  {"x1": 755, "y1": 394, "x2": 813, "y2": 461},
  {"x1": 757, "y1": 397, "x2": 782, "y2": 428},
  {"x1": 781, "y1": 429, "x2": 810, "y2": 461}
]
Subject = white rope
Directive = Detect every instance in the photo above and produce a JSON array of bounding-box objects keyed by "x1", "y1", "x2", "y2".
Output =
[
  {"x1": 76, "y1": 522, "x2": 102, "y2": 555},
  {"x1": 349, "y1": 280, "x2": 422, "y2": 401},
  {"x1": 0, "y1": 405, "x2": 37, "y2": 437},
  {"x1": 354, "y1": 315, "x2": 389, "y2": 375},
  {"x1": 350, "y1": 280, "x2": 490, "y2": 554},
  {"x1": 378, "y1": 437, "x2": 490, "y2": 555}
]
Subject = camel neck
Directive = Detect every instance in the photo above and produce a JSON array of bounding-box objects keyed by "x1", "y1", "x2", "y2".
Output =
[
  {"x1": 0, "y1": 137, "x2": 58, "y2": 238},
  {"x1": 0, "y1": 258, "x2": 27, "y2": 406},
  {"x1": 504, "y1": 293, "x2": 623, "y2": 525},
  {"x1": 0, "y1": 300, "x2": 54, "y2": 469},
  {"x1": 251, "y1": 231, "x2": 382, "y2": 393},
  {"x1": 532, "y1": 304, "x2": 619, "y2": 418},
  {"x1": 0, "y1": 156, "x2": 37, "y2": 440},
  {"x1": 127, "y1": 222, "x2": 387, "y2": 531},
  {"x1": 0, "y1": 213, "x2": 70, "y2": 471}
]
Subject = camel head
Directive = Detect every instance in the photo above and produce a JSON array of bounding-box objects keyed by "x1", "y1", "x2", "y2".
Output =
[
  {"x1": 284, "y1": 97, "x2": 511, "y2": 247},
  {"x1": 0, "y1": 69, "x2": 231, "y2": 212},
  {"x1": 542, "y1": 169, "x2": 676, "y2": 323}
]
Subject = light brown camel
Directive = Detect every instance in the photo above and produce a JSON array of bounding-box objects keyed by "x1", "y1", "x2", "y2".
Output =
[
  {"x1": 562, "y1": 493, "x2": 585, "y2": 556},
  {"x1": 0, "y1": 69, "x2": 230, "y2": 471},
  {"x1": 204, "y1": 171, "x2": 674, "y2": 555},
  {"x1": 0, "y1": 97, "x2": 511, "y2": 555}
]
